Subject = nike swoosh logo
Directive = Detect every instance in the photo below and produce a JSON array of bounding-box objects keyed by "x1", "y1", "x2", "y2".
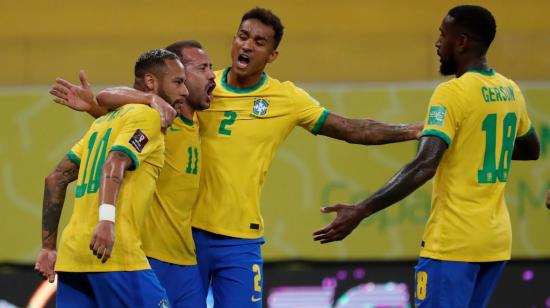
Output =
[
  {"x1": 168, "y1": 126, "x2": 181, "y2": 132},
  {"x1": 251, "y1": 296, "x2": 262, "y2": 302}
]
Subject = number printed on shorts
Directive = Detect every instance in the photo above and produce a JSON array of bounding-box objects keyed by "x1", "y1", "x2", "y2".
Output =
[
  {"x1": 416, "y1": 271, "x2": 428, "y2": 300},
  {"x1": 218, "y1": 111, "x2": 237, "y2": 136},
  {"x1": 252, "y1": 263, "x2": 262, "y2": 292}
]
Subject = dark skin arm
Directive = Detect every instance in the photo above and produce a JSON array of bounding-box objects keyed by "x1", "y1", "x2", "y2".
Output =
[
  {"x1": 317, "y1": 113, "x2": 423, "y2": 145},
  {"x1": 89, "y1": 150, "x2": 132, "y2": 263},
  {"x1": 34, "y1": 156, "x2": 79, "y2": 282},
  {"x1": 512, "y1": 130, "x2": 540, "y2": 160},
  {"x1": 313, "y1": 136, "x2": 447, "y2": 243}
]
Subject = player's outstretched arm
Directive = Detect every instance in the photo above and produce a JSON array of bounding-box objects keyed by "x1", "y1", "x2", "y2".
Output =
[
  {"x1": 35, "y1": 156, "x2": 79, "y2": 282},
  {"x1": 49, "y1": 70, "x2": 107, "y2": 119},
  {"x1": 313, "y1": 136, "x2": 447, "y2": 244},
  {"x1": 512, "y1": 129, "x2": 540, "y2": 161},
  {"x1": 96, "y1": 88, "x2": 176, "y2": 130},
  {"x1": 317, "y1": 113, "x2": 423, "y2": 145},
  {"x1": 89, "y1": 150, "x2": 132, "y2": 263}
]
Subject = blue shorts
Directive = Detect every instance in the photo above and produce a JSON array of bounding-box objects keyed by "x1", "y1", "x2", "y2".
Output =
[
  {"x1": 414, "y1": 257, "x2": 506, "y2": 308},
  {"x1": 148, "y1": 257, "x2": 206, "y2": 308},
  {"x1": 57, "y1": 270, "x2": 169, "y2": 308},
  {"x1": 192, "y1": 228, "x2": 265, "y2": 308}
]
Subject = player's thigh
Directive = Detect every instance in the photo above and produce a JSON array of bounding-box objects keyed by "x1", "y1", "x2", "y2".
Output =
[
  {"x1": 88, "y1": 270, "x2": 170, "y2": 308},
  {"x1": 56, "y1": 272, "x2": 96, "y2": 308},
  {"x1": 469, "y1": 261, "x2": 507, "y2": 308},
  {"x1": 149, "y1": 257, "x2": 206, "y2": 308},
  {"x1": 212, "y1": 244, "x2": 263, "y2": 308},
  {"x1": 414, "y1": 257, "x2": 478, "y2": 308}
]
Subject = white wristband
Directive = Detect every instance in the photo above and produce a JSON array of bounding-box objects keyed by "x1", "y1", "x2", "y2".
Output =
[{"x1": 99, "y1": 204, "x2": 116, "y2": 223}]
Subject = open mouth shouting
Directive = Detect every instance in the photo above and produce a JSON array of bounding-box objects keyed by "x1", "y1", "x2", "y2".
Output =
[
  {"x1": 237, "y1": 53, "x2": 251, "y2": 69},
  {"x1": 206, "y1": 81, "x2": 216, "y2": 103}
]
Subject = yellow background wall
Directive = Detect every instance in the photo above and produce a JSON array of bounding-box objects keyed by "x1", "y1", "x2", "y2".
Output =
[{"x1": 1, "y1": 0, "x2": 549, "y2": 84}]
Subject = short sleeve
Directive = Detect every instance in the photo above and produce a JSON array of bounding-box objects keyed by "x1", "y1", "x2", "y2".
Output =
[
  {"x1": 292, "y1": 85, "x2": 330, "y2": 134},
  {"x1": 420, "y1": 82, "x2": 465, "y2": 145},
  {"x1": 67, "y1": 135, "x2": 87, "y2": 166},
  {"x1": 109, "y1": 108, "x2": 162, "y2": 170},
  {"x1": 512, "y1": 83, "x2": 534, "y2": 138}
]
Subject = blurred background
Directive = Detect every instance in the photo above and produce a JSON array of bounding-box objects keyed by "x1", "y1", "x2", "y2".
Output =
[{"x1": 1, "y1": 0, "x2": 549, "y2": 307}]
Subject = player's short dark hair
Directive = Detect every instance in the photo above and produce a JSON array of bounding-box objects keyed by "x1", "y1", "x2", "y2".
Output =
[
  {"x1": 165, "y1": 40, "x2": 203, "y2": 65},
  {"x1": 134, "y1": 48, "x2": 179, "y2": 79},
  {"x1": 241, "y1": 7, "x2": 284, "y2": 49},
  {"x1": 448, "y1": 5, "x2": 496, "y2": 53}
]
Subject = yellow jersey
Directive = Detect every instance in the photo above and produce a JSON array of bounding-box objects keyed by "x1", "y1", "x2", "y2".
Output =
[
  {"x1": 141, "y1": 115, "x2": 200, "y2": 265},
  {"x1": 56, "y1": 104, "x2": 164, "y2": 272},
  {"x1": 192, "y1": 68, "x2": 329, "y2": 238},
  {"x1": 420, "y1": 70, "x2": 533, "y2": 262}
]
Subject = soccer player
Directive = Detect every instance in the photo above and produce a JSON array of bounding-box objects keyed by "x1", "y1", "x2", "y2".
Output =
[
  {"x1": 49, "y1": 41, "x2": 216, "y2": 307},
  {"x1": 313, "y1": 5, "x2": 540, "y2": 307},
  {"x1": 96, "y1": 8, "x2": 422, "y2": 307},
  {"x1": 34, "y1": 48, "x2": 188, "y2": 307}
]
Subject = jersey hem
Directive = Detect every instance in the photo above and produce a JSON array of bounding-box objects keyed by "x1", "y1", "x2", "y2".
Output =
[
  {"x1": 145, "y1": 253, "x2": 197, "y2": 266},
  {"x1": 110, "y1": 145, "x2": 139, "y2": 170},
  {"x1": 419, "y1": 251, "x2": 510, "y2": 262},
  {"x1": 311, "y1": 109, "x2": 330, "y2": 135},
  {"x1": 421, "y1": 129, "x2": 452, "y2": 145},
  {"x1": 55, "y1": 263, "x2": 151, "y2": 272},
  {"x1": 191, "y1": 222, "x2": 264, "y2": 239}
]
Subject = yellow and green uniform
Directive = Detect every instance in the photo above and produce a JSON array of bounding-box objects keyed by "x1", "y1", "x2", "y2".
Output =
[
  {"x1": 192, "y1": 68, "x2": 329, "y2": 238},
  {"x1": 141, "y1": 115, "x2": 200, "y2": 265},
  {"x1": 420, "y1": 70, "x2": 533, "y2": 262},
  {"x1": 56, "y1": 104, "x2": 164, "y2": 272}
]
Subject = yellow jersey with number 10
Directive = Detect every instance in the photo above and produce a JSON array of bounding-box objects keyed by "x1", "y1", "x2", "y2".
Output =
[
  {"x1": 141, "y1": 115, "x2": 201, "y2": 265},
  {"x1": 192, "y1": 68, "x2": 329, "y2": 239},
  {"x1": 420, "y1": 70, "x2": 533, "y2": 262},
  {"x1": 56, "y1": 104, "x2": 164, "y2": 272}
]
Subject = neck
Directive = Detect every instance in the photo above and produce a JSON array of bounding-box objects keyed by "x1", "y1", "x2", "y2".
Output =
[
  {"x1": 227, "y1": 68, "x2": 264, "y2": 89},
  {"x1": 456, "y1": 55, "x2": 490, "y2": 77},
  {"x1": 177, "y1": 101, "x2": 195, "y2": 121}
]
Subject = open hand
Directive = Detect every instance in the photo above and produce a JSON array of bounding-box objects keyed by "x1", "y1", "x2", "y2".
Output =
[
  {"x1": 90, "y1": 221, "x2": 115, "y2": 263},
  {"x1": 49, "y1": 70, "x2": 95, "y2": 112},
  {"x1": 34, "y1": 248, "x2": 57, "y2": 283},
  {"x1": 313, "y1": 204, "x2": 366, "y2": 244}
]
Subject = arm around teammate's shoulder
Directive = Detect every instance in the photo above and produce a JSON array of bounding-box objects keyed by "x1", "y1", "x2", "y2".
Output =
[{"x1": 317, "y1": 113, "x2": 423, "y2": 145}]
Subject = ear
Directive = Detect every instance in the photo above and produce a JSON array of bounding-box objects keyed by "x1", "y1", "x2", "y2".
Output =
[
  {"x1": 143, "y1": 73, "x2": 159, "y2": 92},
  {"x1": 457, "y1": 34, "x2": 469, "y2": 54},
  {"x1": 267, "y1": 49, "x2": 279, "y2": 64}
]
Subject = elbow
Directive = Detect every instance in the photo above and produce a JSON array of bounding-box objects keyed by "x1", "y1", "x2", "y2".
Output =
[
  {"x1": 45, "y1": 171, "x2": 62, "y2": 189},
  {"x1": 414, "y1": 160, "x2": 438, "y2": 181}
]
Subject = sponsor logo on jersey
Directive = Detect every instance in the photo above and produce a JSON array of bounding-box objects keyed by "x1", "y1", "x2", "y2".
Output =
[{"x1": 129, "y1": 129, "x2": 149, "y2": 153}]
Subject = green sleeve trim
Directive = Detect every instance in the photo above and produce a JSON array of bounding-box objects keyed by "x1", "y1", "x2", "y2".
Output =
[
  {"x1": 311, "y1": 109, "x2": 331, "y2": 135},
  {"x1": 421, "y1": 129, "x2": 452, "y2": 145},
  {"x1": 67, "y1": 150, "x2": 81, "y2": 166},
  {"x1": 516, "y1": 123, "x2": 535, "y2": 140},
  {"x1": 221, "y1": 67, "x2": 267, "y2": 93},
  {"x1": 110, "y1": 145, "x2": 139, "y2": 171}
]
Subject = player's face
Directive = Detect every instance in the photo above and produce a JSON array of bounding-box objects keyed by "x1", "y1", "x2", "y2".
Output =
[
  {"x1": 180, "y1": 47, "x2": 216, "y2": 111},
  {"x1": 157, "y1": 58, "x2": 189, "y2": 105},
  {"x1": 435, "y1": 15, "x2": 458, "y2": 76},
  {"x1": 231, "y1": 18, "x2": 279, "y2": 78}
]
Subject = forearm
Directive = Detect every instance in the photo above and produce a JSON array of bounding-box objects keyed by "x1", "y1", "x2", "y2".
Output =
[
  {"x1": 358, "y1": 160, "x2": 436, "y2": 217},
  {"x1": 98, "y1": 151, "x2": 131, "y2": 207},
  {"x1": 87, "y1": 100, "x2": 109, "y2": 118},
  {"x1": 318, "y1": 114, "x2": 420, "y2": 145},
  {"x1": 96, "y1": 87, "x2": 152, "y2": 110},
  {"x1": 41, "y1": 160, "x2": 78, "y2": 249}
]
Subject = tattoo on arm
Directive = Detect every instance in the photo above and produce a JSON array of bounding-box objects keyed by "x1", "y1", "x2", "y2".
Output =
[
  {"x1": 318, "y1": 113, "x2": 418, "y2": 145},
  {"x1": 42, "y1": 156, "x2": 79, "y2": 249}
]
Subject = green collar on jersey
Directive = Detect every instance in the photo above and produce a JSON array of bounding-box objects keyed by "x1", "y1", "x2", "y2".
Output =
[
  {"x1": 467, "y1": 69, "x2": 496, "y2": 76},
  {"x1": 178, "y1": 115, "x2": 194, "y2": 126},
  {"x1": 221, "y1": 68, "x2": 267, "y2": 93}
]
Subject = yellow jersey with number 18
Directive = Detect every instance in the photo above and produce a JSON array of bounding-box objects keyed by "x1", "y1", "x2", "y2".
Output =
[
  {"x1": 192, "y1": 68, "x2": 329, "y2": 239},
  {"x1": 56, "y1": 104, "x2": 164, "y2": 272},
  {"x1": 141, "y1": 115, "x2": 201, "y2": 265},
  {"x1": 420, "y1": 70, "x2": 533, "y2": 262}
]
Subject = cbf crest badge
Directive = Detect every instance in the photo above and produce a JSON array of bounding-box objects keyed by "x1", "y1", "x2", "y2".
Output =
[{"x1": 252, "y1": 98, "x2": 269, "y2": 117}]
